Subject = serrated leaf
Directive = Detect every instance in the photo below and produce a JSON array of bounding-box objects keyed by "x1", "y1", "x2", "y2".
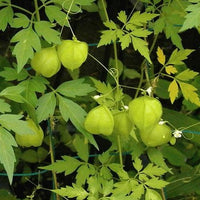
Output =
[
  {"x1": 40, "y1": 155, "x2": 81, "y2": 175},
  {"x1": 145, "y1": 188, "x2": 162, "y2": 200},
  {"x1": 0, "y1": 99, "x2": 11, "y2": 113},
  {"x1": 0, "y1": 114, "x2": 35, "y2": 135},
  {"x1": 145, "y1": 178, "x2": 168, "y2": 189},
  {"x1": 165, "y1": 65, "x2": 177, "y2": 75},
  {"x1": 0, "y1": 127, "x2": 17, "y2": 184},
  {"x1": 76, "y1": 164, "x2": 90, "y2": 186},
  {"x1": 11, "y1": 28, "x2": 41, "y2": 72},
  {"x1": 0, "y1": 67, "x2": 28, "y2": 81},
  {"x1": 11, "y1": 13, "x2": 29, "y2": 28},
  {"x1": 36, "y1": 92, "x2": 56, "y2": 123},
  {"x1": 0, "y1": 6, "x2": 13, "y2": 31},
  {"x1": 178, "y1": 81, "x2": 200, "y2": 106},
  {"x1": 113, "y1": 181, "x2": 132, "y2": 196},
  {"x1": 52, "y1": 183, "x2": 88, "y2": 199},
  {"x1": 176, "y1": 69, "x2": 199, "y2": 81},
  {"x1": 156, "y1": 47, "x2": 165, "y2": 65},
  {"x1": 108, "y1": 163, "x2": 129, "y2": 179},
  {"x1": 168, "y1": 80, "x2": 179, "y2": 104},
  {"x1": 104, "y1": 20, "x2": 118, "y2": 29},
  {"x1": 131, "y1": 36, "x2": 151, "y2": 63},
  {"x1": 117, "y1": 10, "x2": 127, "y2": 24},
  {"x1": 133, "y1": 157, "x2": 143, "y2": 171},
  {"x1": 129, "y1": 11, "x2": 158, "y2": 26},
  {"x1": 58, "y1": 96, "x2": 98, "y2": 149},
  {"x1": 118, "y1": 32, "x2": 131, "y2": 49},
  {"x1": 147, "y1": 148, "x2": 171, "y2": 172},
  {"x1": 167, "y1": 49, "x2": 194, "y2": 65},
  {"x1": 97, "y1": 30, "x2": 117, "y2": 47},
  {"x1": 142, "y1": 163, "x2": 167, "y2": 177},
  {"x1": 131, "y1": 28, "x2": 152, "y2": 37},
  {"x1": 73, "y1": 134, "x2": 89, "y2": 162},
  {"x1": 34, "y1": 21, "x2": 61, "y2": 44},
  {"x1": 56, "y1": 78, "x2": 95, "y2": 98},
  {"x1": 0, "y1": 85, "x2": 25, "y2": 103},
  {"x1": 45, "y1": 5, "x2": 68, "y2": 27},
  {"x1": 180, "y1": 3, "x2": 200, "y2": 32}
]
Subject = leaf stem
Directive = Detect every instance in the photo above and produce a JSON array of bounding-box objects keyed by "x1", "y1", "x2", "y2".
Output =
[
  {"x1": 34, "y1": 0, "x2": 40, "y2": 21},
  {"x1": 48, "y1": 118, "x2": 60, "y2": 200},
  {"x1": 117, "y1": 135, "x2": 123, "y2": 165}
]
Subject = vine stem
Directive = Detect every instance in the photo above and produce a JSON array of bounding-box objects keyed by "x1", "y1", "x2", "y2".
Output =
[
  {"x1": 48, "y1": 118, "x2": 60, "y2": 200},
  {"x1": 101, "y1": 0, "x2": 123, "y2": 165},
  {"x1": 34, "y1": 0, "x2": 40, "y2": 21},
  {"x1": 134, "y1": 34, "x2": 159, "y2": 98}
]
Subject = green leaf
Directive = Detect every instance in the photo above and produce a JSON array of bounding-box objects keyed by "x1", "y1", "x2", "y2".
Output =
[
  {"x1": 11, "y1": 13, "x2": 29, "y2": 28},
  {"x1": 176, "y1": 69, "x2": 199, "y2": 81},
  {"x1": 123, "y1": 68, "x2": 140, "y2": 79},
  {"x1": 113, "y1": 181, "x2": 132, "y2": 196},
  {"x1": 145, "y1": 178, "x2": 168, "y2": 189},
  {"x1": 128, "y1": 11, "x2": 158, "y2": 26},
  {"x1": 0, "y1": 6, "x2": 13, "y2": 31},
  {"x1": 76, "y1": 164, "x2": 90, "y2": 186},
  {"x1": 168, "y1": 79, "x2": 179, "y2": 104},
  {"x1": 133, "y1": 157, "x2": 143, "y2": 172},
  {"x1": 0, "y1": 67, "x2": 28, "y2": 81},
  {"x1": 58, "y1": 96, "x2": 98, "y2": 149},
  {"x1": 41, "y1": 155, "x2": 81, "y2": 175},
  {"x1": 45, "y1": 5, "x2": 68, "y2": 27},
  {"x1": 34, "y1": 21, "x2": 61, "y2": 44},
  {"x1": 131, "y1": 28, "x2": 152, "y2": 37},
  {"x1": 73, "y1": 134, "x2": 89, "y2": 162},
  {"x1": 0, "y1": 127, "x2": 17, "y2": 184},
  {"x1": 0, "y1": 114, "x2": 35, "y2": 135},
  {"x1": 178, "y1": 81, "x2": 200, "y2": 106},
  {"x1": 119, "y1": 34, "x2": 131, "y2": 50},
  {"x1": 142, "y1": 163, "x2": 167, "y2": 177},
  {"x1": 52, "y1": 183, "x2": 88, "y2": 199},
  {"x1": 145, "y1": 188, "x2": 162, "y2": 200},
  {"x1": 147, "y1": 148, "x2": 172, "y2": 172},
  {"x1": 0, "y1": 99, "x2": 11, "y2": 113},
  {"x1": 56, "y1": 78, "x2": 95, "y2": 98},
  {"x1": 180, "y1": 3, "x2": 200, "y2": 31},
  {"x1": 117, "y1": 11, "x2": 127, "y2": 24},
  {"x1": 97, "y1": 30, "x2": 117, "y2": 47},
  {"x1": 131, "y1": 36, "x2": 151, "y2": 63},
  {"x1": 167, "y1": 49, "x2": 194, "y2": 65},
  {"x1": 11, "y1": 28, "x2": 41, "y2": 72},
  {"x1": 0, "y1": 85, "x2": 25, "y2": 103},
  {"x1": 36, "y1": 92, "x2": 56, "y2": 123},
  {"x1": 160, "y1": 145, "x2": 187, "y2": 166},
  {"x1": 108, "y1": 163, "x2": 129, "y2": 179}
]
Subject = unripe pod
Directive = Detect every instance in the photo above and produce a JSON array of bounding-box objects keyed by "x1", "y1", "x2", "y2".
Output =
[
  {"x1": 15, "y1": 119, "x2": 44, "y2": 147},
  {"x1": 140, "y1": 123, "x2": 171, "y2": 147},
  {"x1": 57, "y1": 39, "x2": 88, "y2": 70},
  {"x1": 113, "y1": 111, "x2": 133, "y2": 136},
  {"x1": 128, "y1": 96, "x2": 162, "y2": 131},
  {"x1": 84, "y1": 105, "x2": 114, "y2": 136},
  {"x1": 31, "y1": 46, "x2": 61, "y2": 77}
]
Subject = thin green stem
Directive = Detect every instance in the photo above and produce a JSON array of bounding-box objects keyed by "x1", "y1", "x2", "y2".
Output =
[
  {"x1": 117, "y1": 135, "x2": 123, "y2": 165},
  {"x1": 101, "y1": 0, "x2": 109, "y2": 21},
  {"x1": 49, "y1": 118, "x2": 60, "y2": 200},
  {"x1": 34, "y1": 0, "x2": 40, "y2": 21},
  {"x1": 6, "y1": 3, "x2": 32, "y2": 15},
  {"x1": 134, "y1": 34, "x2": 159, "y2": 98}
]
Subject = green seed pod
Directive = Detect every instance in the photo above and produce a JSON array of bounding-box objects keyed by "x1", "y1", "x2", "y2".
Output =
[
  {"x1": 57, "y1": 39, "x2": 88, "y2": 70},
  {"x1": 15, "y1": 119, "x2": 44, "y2": 147},
  {"x1": 84, "y1": 105, "x2": 114, "y2": 136},
  {"x1": 140, "y1": 123, "x2": 172, "y2": 147},
  {"x1": 31, "y1": 46, "x2": 61, "y2": 77},
  {"x1": 113, "y1": 111, "x2": 133, "y2": 136},
  {"x1": 128, "y1": 96, "x2": 162, "y2": 131}
]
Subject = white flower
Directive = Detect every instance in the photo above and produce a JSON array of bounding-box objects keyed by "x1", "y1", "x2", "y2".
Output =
[
  {"x1": 158, "y1": 120, "x2": 165, "y2": 125},
  {"x1": 123, "y1": 105, "x2": 129, "y2": 110},
  {"x1": 146, "y1": 86, "x2": 153, "y2": 96},
  {"x1": 93, "y1": 95, "x2": 100, "y2": 99},
  {"x1": 172, "y1": 130, "x2": 182, "y2": 138}
]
